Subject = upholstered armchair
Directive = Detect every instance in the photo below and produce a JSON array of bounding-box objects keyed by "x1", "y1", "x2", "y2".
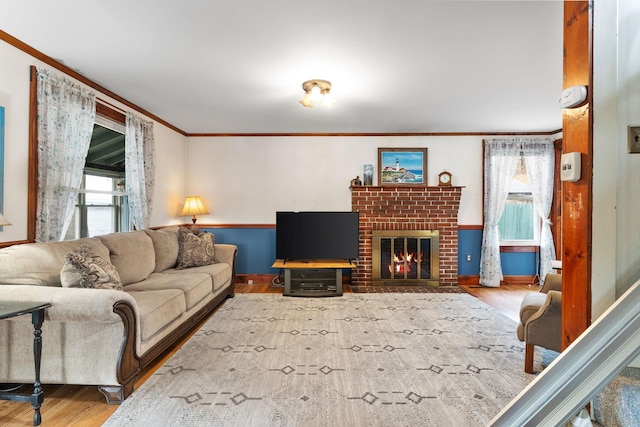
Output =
[{"x1": 517, "y1": 273, "x2": 562, "y2": 373}]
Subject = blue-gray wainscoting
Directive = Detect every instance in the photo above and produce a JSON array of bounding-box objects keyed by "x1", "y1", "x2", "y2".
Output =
[{"x1": 202, "y1": 226, "x2": 538, "y2": 279}]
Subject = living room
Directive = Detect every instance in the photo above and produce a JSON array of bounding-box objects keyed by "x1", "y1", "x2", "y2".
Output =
[{"x1": 1, "y1": 1, "x2": 639, "y2": 426}]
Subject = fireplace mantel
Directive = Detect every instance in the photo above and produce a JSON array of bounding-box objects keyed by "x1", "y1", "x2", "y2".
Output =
[{"x1": 351, "y1": 185, "x2": 462, "y2": 288}]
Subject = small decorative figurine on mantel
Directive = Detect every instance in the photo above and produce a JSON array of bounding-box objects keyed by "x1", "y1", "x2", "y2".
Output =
[{"x1": 350, "y1": 176, "x2": 362, "y2": 187}]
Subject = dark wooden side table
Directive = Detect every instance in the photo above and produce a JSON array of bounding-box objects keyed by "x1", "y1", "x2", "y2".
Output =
[{"x1": 0, "y1": 302, "x2": 51, "y2": 426}]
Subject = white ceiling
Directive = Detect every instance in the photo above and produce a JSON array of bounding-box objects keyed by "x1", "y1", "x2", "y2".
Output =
[{"x1": 0, "y1": 0, "x2": 564, "y2": 135}]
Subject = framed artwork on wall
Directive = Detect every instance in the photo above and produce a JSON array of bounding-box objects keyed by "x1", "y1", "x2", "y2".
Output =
[{"x1": 378, "y1": 147, "x2": 428, "y2": 186}]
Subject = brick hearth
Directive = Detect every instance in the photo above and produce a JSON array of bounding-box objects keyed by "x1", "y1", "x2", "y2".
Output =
[{"x1": 351, "y1": 186, "x2": 462, "y2": 288}]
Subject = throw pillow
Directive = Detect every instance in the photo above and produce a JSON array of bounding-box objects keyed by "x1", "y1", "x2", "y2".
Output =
[
  {"x1": 61, "y1": 244, "x2": 123, "y2": 290},
  {"x1": 176, "y1": 227, "x2": 216, "y2": 269}
]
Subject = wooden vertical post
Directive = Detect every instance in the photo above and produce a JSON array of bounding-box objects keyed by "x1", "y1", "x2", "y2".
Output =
[{"x1": 561, "y1": 1, "x2": 593, "y2": 348}]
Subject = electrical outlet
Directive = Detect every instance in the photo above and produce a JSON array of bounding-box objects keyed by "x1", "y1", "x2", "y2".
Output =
[
  {"x1": 466, "y1": 254, "x2": 471, "y2": 262},
  {"x1": 629, "y1": 126, "x2": 640, "y2": 154}
]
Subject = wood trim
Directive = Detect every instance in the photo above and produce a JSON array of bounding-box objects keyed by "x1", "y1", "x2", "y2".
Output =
[
  {"x1": 551, "y1": 138, "x2": 563, "y2": 259},
  {"x1": 151, "y1": 224, "x2": 278, "y2": 230},
  {"x1": 187, "y1": 130, "x2": 562, "y2": 137},
  {"x1": 96, "y1": 102, "x2": 126, "y2": 125},
  {"x1": 502, "y1": 275, "x2": 539, "y2": 286},
  {"x1": 28, "y1": 66, "x2": 38, "y2": 243},
  {"x1": 458, "y1": 224, "x2": 482, "y2": 230},
  {"x1": 151, "y1": 223, "x2": 276, "y2": 229},
  {"x1": 561, "y1": 0, "x2": 593, "y2": 349},
  {"x1": 236, "y1": 274, "x2": 280, "y2": 284},
  {"x1": 0, "y1": 240, "x2": 30, "y2": 249},
  {"x1": 500, "y1": 246, "x2": 539, "y2": 253},
  {"x1": 458, "y1": 275, "x2": 538, "y2": 287},
  {"x1": 458, "y1": 275, "x2": 480, "y2": 286},
  {"x1": 0, "y1": 30, "x2": 185, "y2": 136},
  {"x1": 111, "y1": 300, "x2": 141, "y2": 403}
]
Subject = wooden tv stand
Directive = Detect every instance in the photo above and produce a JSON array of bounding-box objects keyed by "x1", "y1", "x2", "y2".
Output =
[{"x1": 271, "y1": 259, "x2": 355, "y2": 297}]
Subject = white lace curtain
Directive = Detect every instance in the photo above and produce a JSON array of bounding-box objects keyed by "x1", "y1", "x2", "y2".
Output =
[
  {"x1": 35, "y1": 68, "x2": 96, "y2": 242},
  {"x1": 524, "y1": 140, "x2": 556, "y2": 281},
  {"x1": 125, "y1": 112, "x2": 155, "y2": 230},
  {"x1": 479, "y1": 138, "x2": 556, "y2": 287}
]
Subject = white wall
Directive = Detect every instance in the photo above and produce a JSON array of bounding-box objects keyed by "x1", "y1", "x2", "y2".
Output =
[
  {"x1": 591, "y1": 0, "x2": 620, "y2": 319},
  {"x1": 185, "y1": 135, "x2": 484, "y2": 225},
  {"x1": 613, "y1": 0, "x2": 640, "y2": 296},
  {"x1": 593, "y1": 0, "x2": 640, "y2": 310},
  {"x1": 0, "y1": 41, "x2": 34, "y2": 242},
  {"x1": 0, "y1": 38, "x2": 187, "y2": 243},
  {"x1": 593, "y1": 0, "x2": 640, "y2": 367}
]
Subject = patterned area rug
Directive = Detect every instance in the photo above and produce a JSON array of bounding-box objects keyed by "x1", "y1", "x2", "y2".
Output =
[{"x1": 104, "y1": 293, "x2": 535, "y2": 427}]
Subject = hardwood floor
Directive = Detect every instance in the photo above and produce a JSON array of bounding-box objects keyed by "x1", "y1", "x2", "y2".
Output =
[{"x1": 0, "y1": 282, "x2": 533, "y2": 426}]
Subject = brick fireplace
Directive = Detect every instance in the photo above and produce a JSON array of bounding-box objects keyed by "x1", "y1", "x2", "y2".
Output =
[{"x1": 351, "y1": 186, "x2": 462, "y2": 288}]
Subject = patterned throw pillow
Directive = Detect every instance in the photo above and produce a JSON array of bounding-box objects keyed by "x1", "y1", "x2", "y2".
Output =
[
  {"x1": 176, "y1": 227, "x2": 216, "y2": 270},
  {"x1": 61, "y1": 244, "x2": 123, "y2": 290}
]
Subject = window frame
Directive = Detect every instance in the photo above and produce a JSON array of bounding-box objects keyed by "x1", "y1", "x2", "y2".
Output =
[
  {"x1": 496, "y1": 154, "x2": 542, "y2": 247},
  {"x1": 498, "y1": 192, "x2": 541, "y2": 246},
  {"x1": 65, "y1": 169, "x2": 129, "y2": 240},
  {"x1": 65, "y1": 106, "x2": 128, "y2": 239}
]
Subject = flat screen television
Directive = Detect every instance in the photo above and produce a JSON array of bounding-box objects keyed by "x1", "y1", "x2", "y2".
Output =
[{"x1": 276, "y1": 211, "x2": 360, "y2": 261}]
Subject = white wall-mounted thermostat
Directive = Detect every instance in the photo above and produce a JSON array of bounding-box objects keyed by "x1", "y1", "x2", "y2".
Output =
[
  {"x1": 560, "y1": 152, "x2": 581, "y2": 182},
  {"x1": 559, "y1": 85, "x2": 588, "y2": 109}
]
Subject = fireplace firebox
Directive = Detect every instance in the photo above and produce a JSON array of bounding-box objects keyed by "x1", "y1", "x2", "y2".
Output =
[{"x1": 372, "y1": 230, "x2": 439, "y2": 287}]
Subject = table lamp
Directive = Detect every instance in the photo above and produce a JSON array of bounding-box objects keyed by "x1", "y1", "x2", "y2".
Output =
[{"x1": 180, "y1": 196, "x2": 209, "y2": 235}]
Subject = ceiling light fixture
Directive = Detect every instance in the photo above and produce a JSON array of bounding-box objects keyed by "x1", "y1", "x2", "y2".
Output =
[{"x1": 299, "y1": 79, "x2": 335, "y2": 108}]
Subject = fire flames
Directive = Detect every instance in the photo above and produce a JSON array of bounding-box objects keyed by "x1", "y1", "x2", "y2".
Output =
[{"x1": 388, "y1": 251, "x2": 424, "y2": 274}]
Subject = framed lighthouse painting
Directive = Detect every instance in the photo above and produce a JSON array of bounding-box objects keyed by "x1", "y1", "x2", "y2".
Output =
[{"x1": 377, "y1": 148, "x2": 427, "y2": 186}]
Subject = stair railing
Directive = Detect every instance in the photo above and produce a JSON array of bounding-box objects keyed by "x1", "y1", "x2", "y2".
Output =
[{"x1": 489, "y1": 278, "x2": 640, "y2": 426}]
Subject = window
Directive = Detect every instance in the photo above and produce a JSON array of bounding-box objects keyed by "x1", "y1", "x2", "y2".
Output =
[
  {"x1": 498, "y1": 157, "x2": 540, "y2": 245},
  {"x1": 64, "y1": 116, "x2": 129, "y2": 240}
]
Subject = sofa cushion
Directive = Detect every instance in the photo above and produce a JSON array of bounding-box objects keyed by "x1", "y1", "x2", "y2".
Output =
[
  {"x1": 144, "y1": 227, "x2": 179, "y2": 272},
  {"x1": 60, "y1": 244, "x2": 123, "y2": 291},
  {"x1": 127, "y1": 288, "x2": 186, "y2": 342},
  {"x1": 0, "y1": 238, "x2": 110, "y2": 287},
  {"x1": 125, "y1": 272, "x2": 211, "y2": 310},
  {"x1": 98, "y1": 231, "x2": 155, "y2": 285},
  {"x1": 164, "y1": 262, "x2": 232, "y2": 292},
  {"x1": 176, "y1": 228, "x2": 216, "y2": 270}
]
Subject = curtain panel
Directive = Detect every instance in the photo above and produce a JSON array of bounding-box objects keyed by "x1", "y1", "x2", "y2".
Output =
[
  {"x1": 35, "y1": 68, "x2": 96, "y2": 242},
  {"x1": 125, "y1": 112, "x2": 155, "y2": 230},
  {"x1": 523, "y1": 140, "x2": 556, "y2": 281},
  {"x1": 480, "y1": 139, "x2": 520, "y2": 287},
  {"x1": 480, "y1": 137, "x2": 556, "y2": 287}
]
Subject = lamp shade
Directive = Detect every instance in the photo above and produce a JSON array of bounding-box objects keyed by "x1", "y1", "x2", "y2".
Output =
[
  {"x1": 180, "y1": 196, "x2": 210, "y2": 217},
  {"x1": 0, "y1": 213, "x2": 11, "y2": 226}
]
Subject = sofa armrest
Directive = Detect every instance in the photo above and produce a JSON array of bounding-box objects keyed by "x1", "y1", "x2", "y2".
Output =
[
  {"x1": 215, "y1": 244, "x2": 237, "y2": 267},
  {"x1": 0, "y1": 285, "x2": 138, "y2": 323},
  {"x1": 540, "y1": 273, "x2": 562, "y2": 293},
  {"x1": 0, "y1": 284, "x2": 141, "y2": 400}
]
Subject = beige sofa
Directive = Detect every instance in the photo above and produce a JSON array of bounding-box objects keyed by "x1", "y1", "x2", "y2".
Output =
[{"x1": 0, "y1": 227, "x2": 236, "y2": 403}]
